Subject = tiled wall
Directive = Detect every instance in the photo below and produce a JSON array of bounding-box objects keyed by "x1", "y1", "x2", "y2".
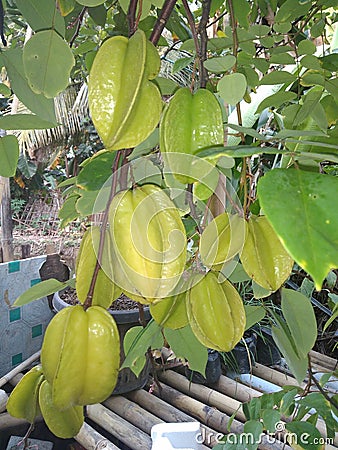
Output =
[{"x1": 0, "y1": 256, "x2": 54, "y2": 377}]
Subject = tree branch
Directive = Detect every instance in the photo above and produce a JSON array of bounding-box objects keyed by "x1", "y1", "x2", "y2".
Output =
[
  {"x1": 198, "y1": 0, "x2": 211, "y2": 88},
  {"x1": 150, "y1": 0, "x2": 177, "y2": 45},
  {"x1": 127, "y1": 0, "x2": 138, "y2": 37},
  {"x1": 182, "y1": 0, "x2": 201, "y2": 89},
  {"x1": 69, "y1": 7, "x2": 86, "y2": 47}
]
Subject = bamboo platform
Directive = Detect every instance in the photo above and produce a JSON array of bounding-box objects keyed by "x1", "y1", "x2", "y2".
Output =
[{"x1": 0, "y1": 350, "x2": 337, "y2": 450}]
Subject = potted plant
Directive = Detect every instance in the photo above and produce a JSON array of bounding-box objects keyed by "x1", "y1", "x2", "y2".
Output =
[{"x1": 2, "y1": 0, "x2": 338, "y2": 446}]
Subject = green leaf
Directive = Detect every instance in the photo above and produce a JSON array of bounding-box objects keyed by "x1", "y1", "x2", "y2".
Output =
[
  {"x1": 0, "y1": 83, "x2": 11, "y2": 97},
  {"x1": 15, "y1": 0, "x2": 65, "y2": 37},
  {"x1": 271, "y1": 315, "x2": 308, "y2": 384},
  {"x1": 323, "y1": 302, "x2": 338, "y2": 332},
  {"x1": 218, "y1": 73, "x2": 247, "y2": 105},
  {"x1": 262, "y1": 409, "x2": 281, "y2": 433},
  {"x1": 280, "y1": 388, "x2": 298, "y2": 416},
  {"x1": 2, "y1": 48, "x2": 57, "y2": 123},
  {"x1": 256, "y1": 91, "x2": 297, "y2": 114},
  {"x1": 230, "y1": 0, "x2": 250, "y2": 28},
  {"x1": 281, "y1": 288, "x2": 317, "y2": 358},
  {"x1": 153, "y1": 77, "x2": 178, "y2": 95},
  {"x1": 172, "y1": 56, "x2": 194, "y2": 74},
  {"x1": 293, "y1": 88, "x2": 323, "y2": 126},
  {"x1": 298, "y1": 392, "x2": 337, "y2": 437},
  {"x1": 122, "y1": 320, "x2": 164, "y2": 376},
  {"x1": 300, "y1": 55, "x2": 322, "y2": 70},
  {"x1": 244, "y1": 305, "x2": 266, "y2": 330},
  {"x1": 285, "y1": 421, "x2": 324, "y2": 449},
  {"x1": 77, "y1": 0, "x2": 105, "y2": 5},
  {"x1": 57, "y1": 0, "x2": 75, "y2": 16},
  {"x1": 258, "y1": 169, "x2": 338, "y2": 290},
  {"x1": 0, "y1": 114, "x2": 57, "y2": 130},
  {"x1": 87, "y1": 5, "x2": 107, "y2": 26},
  {"x1": 14, "y1": 278, "x2": 72, "y2": 306},
  {"x1": 252, "y1": 281, "x2": 272, "y2": 299},
  {"x1": 298, "y1": 39, "x2": 316, "y2": 55},
  {"x1": 58, "y1": 194, "x2": 80, "y2": 227},
  {"x1": 260, "y1": 71, "x2": 296, "y2": 85},
  {"x1": 17, "y1": 153, "x2": 37, "y2": 178},
  {"x1": 204, "y1": 55, "x2": 236, "y2": 74},
  {"x1": 311, "y1": 18, "x2": 325, "y2": 38},
  {"x1": 77, "y1": 151, "x2": 115, "y2": 191},
  {"x1": 164, "y1": 325, "x2": 208, "y2": 375},
  {"x1": 243, "y1": 420, "x2": 263, "y2": 450},
  {"x1": 23, "y1": 30, "x2": 75, "y2": 98},
  {"x1": 0, "y1": 136, "x2": 19, "y2": 177}
]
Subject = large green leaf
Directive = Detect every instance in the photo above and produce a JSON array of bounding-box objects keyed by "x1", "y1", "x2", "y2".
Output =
[
  {"x1": 260, "y1": 71, "x2": 296, "y2": 85},
  {"x1": 14, "y1": 278, "x2": 73, "y2": 306},
  {"x1": 23, "y1": 30, "x2": 74, "y2": 98},
  {"x1": 2, "y1": 48, "x2": 57, "y2": 123},
  {"x1": 77, "y1": 0, "x2": 105, "y2": 5},
  {"x1": 0, "y1": 114, "x2": 57, "y2": 130},
  {"x1": 218, "y1": 73, "x2": 247, "y2": 105},
  {"x1": 258, "y1": 169, "x2": 338, "y2": 290},
  {"x1": 0, "y1": 135, "x2": 19, "y2": 177},
  {"x1": 164, "y1": 325, "x2": 208, "y2": 375},
  {"x1": 271, "y1": 314, "x2": 308, "y2": 384},
  {"x1": 15, "y1": 0, "x2": 65, "y2": 37},
  {"x1": 244, "y1": 305, "x2": 266, "y2": 330},
  {"x1": 285, "y1": 421, "x2": 324, "y2": 450},
  {"x1": 281, "y1": 289, "x2": 317, "y2": 358}
]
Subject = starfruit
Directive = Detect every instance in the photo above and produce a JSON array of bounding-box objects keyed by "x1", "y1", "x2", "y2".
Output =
[
  {"x1": 186, "y1": 271, "x2": 245, "y2": 352},
  {"x1": 150, "y1": 290, "x2": 188, "y2": 329},
  {"x1": 39, "y1": 380, "x2": 84, "y2": 439},
  {"x1": 6, "y1": 365, "x2": 44, "y2": 423},
  {"x1": 160, "y1": 87, "x2": 224, "y2": 183},
  {"x1": 76, "y1": 226, "x2": 121, "y2": 308},
  {"x1": 41, "y1": 305, "x2": 120, "y2": 410},
  {"x1": 88, "y1": 29, "x2": 162, "y2": 150},
  {"x1": 240, "y1": 215, "x2": 294, "y2": 291},
  {"x1": 200, "y1": 213, "x2": 247, "y2": 270},
  {"x1": 108, "y1": 184, "x2": 187, "y2": 303}
]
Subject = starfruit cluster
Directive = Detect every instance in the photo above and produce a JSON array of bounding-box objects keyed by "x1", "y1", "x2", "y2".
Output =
[{"x1": 7, "y1": 304, "x2": 120, "y2": 438}]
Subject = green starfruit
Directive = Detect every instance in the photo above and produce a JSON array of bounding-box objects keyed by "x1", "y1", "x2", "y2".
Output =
[
  {"x1": 240, "y1": 215, "x2": 294, "y2": 291},
  {"x1": 88, "y1": 29, "x2": 162, "y2": 150}
]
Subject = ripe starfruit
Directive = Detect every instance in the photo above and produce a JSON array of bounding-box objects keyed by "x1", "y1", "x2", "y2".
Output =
[
  {"x1": 88, "y1": 29, "x2": 162, "y2": 150},
  {"x1": 186, "y1": 271, "x2": 245, "y2": 352},
  {"x1": 39, "y1": 380, "x2": 84, "y2": 439},
  {"x1": 200, "y1": 213, "x2": 247, "y2": 270},
  {"x1": 240, "y1": 215, "x2": 294, "y2": 291},
  {"x1": 160, "y1": 87, "x2": 224, "y2": 183},
  {"x1": 108, "y1": 184, "x2": 187, "y2": 303},
  {"x1": 41, "y1": 305, "x2": 120, "y2": 410},
  {"x1": 76, "y1": 226, "x2": 122, "y2": 308},
  {"x1": 6, "y1": 365, "x2": 44, "y2": 423}
]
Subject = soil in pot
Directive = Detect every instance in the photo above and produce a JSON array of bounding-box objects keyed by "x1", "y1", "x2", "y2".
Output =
[{"x1": 53, "y1": 289, "x2": 151, "y2": 395}]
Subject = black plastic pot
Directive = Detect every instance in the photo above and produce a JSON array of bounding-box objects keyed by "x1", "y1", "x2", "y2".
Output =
[
  {"x1": 254, "y1": 326, "x2": 281, "y2": 366},
  {"x1": 224, "y1": 332, "x2": 257, "y2": 374},
  {"x1": 52, "y1": 292, "x2": 151, "y2": 395}
]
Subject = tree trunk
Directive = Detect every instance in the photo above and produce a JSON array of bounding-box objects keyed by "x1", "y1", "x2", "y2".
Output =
[{"x1": 0, "y1": 176, "x2": 14, "y2": 261}]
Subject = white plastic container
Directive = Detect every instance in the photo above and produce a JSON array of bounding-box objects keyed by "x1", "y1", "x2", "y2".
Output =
[{"x1": 151, "y1": 422, "x2": 203, "y2": 450}]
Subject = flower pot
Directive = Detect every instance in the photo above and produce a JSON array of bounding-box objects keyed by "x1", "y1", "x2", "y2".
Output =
[
  {"x1": 52, "y1": 291, "x2": 151, "y2": 395},
  {"x1": 254, "y1": 326, "x2": 281, "y2": 366}
]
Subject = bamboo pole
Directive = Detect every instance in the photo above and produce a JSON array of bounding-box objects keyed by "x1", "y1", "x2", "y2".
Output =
[
  {"x1": 214, "y1": 374, "x2": 261, "y2": 403},
  {"x1": 151, "y1": 382, "x2": 291, "y2": 450},
  {"x1": 104, "y1": 395, "x2": 163, "y2": 434},
  {"x1": 158, "y1": 370, "x2": 246, "y2": 422},
  {"x1": 0, "y1": 351, "x2": 40, "y2": 388},
  {"x1": 75, "y1": 422, "x2": 120, "y2": 450},
  {"x1": 87, "y1": 403, "x2": 152, "y2": 449},
  {"x1": 310, "y1": 350, "x2": 337, "y2": 371},
  {"x1": 127, "y1": 389, "x2": 216, "y2": 448},
  {"x1": 253, "y1": 364, "x2": 305, "y2": 388},
  {"x1": 0, "y1": 390, "x2": 8, "y2": 413}
]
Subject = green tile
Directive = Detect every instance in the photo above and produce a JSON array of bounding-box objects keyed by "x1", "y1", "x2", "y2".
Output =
[
  {"x1": 12, "y1": 353, "x2": 22, "y2": 366},
  {"x1": 30, "y1": 278, "x2": 41, "y2": 287},
  {"x1": 8, "y1": 261, "x2": 20, "y2": 273},
  {"x1": 32, "y1": 324, "x2": 43, "y2": 338},
  {"x1": 9, "y1": 308, "x2": 21, "y2": 322}
]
